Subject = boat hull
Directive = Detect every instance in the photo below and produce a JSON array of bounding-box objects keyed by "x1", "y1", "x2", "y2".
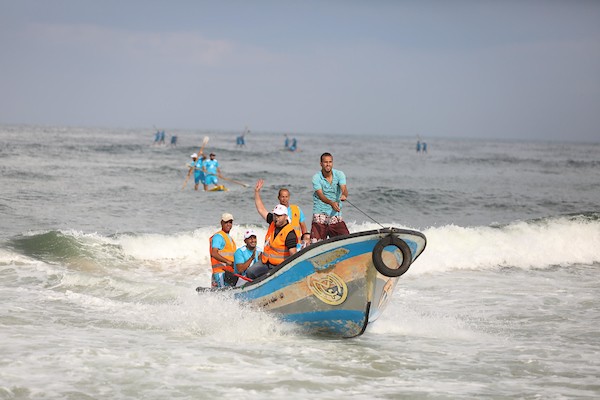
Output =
[{"x1": 204, "y1": 227, "x2": 427, "y2": 338}]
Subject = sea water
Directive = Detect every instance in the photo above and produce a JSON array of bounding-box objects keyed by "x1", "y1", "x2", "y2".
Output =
[{"x1": 1, "y1": 125, "x2": 599, "y2": 399}]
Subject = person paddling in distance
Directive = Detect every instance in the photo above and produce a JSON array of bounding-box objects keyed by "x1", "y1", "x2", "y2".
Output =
[
  {"x1": 186, "y1": 152, "x2": 206, "y2": 191},
  {"x1": 245, "y1": 204, "x2": 298, "y2": 280},
  {"x1": 203, "y1": 152, "x2": 222, "y2": 190},
  {"x1": 254, "y1": 179, "x2": 307, "y2": 243},
  {"x1": 230, "y1": 229, "x2": 262, "y2": 286},
  {"x1": 311, "y1": 152, "x2": 349, "y2": 240},
  {"x1": 209, "y1": 213, "x2": 237, "y2": 288}
]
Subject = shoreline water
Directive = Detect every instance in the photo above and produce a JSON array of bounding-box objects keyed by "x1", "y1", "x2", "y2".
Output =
[{"x1": 1, "y1": 125, "x2": 599, "y2": 398}]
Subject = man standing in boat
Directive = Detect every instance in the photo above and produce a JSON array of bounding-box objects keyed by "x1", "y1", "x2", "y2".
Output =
[
  {"x1": 311, "y1": 152, "x2": 349, "y2": 240},
  {"x1": 245, "y1": 204, "x2": 297, "y2": 280},
  {"x1": 254, "y1": 179, "x2": 307, "y2": 243},
  {"x1": 209, "y1": 213, "x2": 237, "y2": 288}
]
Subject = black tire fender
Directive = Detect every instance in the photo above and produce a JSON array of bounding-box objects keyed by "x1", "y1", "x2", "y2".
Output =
[{"x1": 372, "y1": 235, "x2": 412, "y2": 277}]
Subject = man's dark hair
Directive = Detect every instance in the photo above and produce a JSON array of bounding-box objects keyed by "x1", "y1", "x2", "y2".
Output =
[{"x1": 320, "y1": 152, "x2": 333, "y2": 162}]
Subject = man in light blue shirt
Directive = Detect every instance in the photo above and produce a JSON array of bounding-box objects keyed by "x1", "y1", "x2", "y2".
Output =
[
  {"x1": 203, "y1": 152, "x2": 221, "y2": 189},
  {"x1": 233, "y1": 229, "x2": 262, "y2": 286},
  {"x1": 311, "y1": 152, "x2": 349, "y2": 240},
  {"x1": 233, "y1": 229, "x2": 262, "y2": 278},
  {"x1": 185, "y1": 153, "x2": 205, "y2": 191}
]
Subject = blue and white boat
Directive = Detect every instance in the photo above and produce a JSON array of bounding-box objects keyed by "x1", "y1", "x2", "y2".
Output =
[{"x1": 197, "y1": 227, "x2": 427, "y2": 338}]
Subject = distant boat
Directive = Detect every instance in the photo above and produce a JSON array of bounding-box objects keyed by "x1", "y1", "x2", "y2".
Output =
[{"x1": 197, "y1": 227, "x2": 427, "y2": 338}]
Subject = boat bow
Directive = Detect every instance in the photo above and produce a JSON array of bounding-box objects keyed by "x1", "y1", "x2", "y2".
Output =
[{"x1": 198, "y1": 227, "x2": 426, "y2": 338}]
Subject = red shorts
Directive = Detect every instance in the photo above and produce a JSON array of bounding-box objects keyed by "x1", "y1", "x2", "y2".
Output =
[{"x1": 310, "y1": 220, "x2": 349, "y2": 240}]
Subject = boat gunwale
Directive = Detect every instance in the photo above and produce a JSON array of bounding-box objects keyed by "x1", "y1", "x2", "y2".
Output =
[{"x1": 240, "y1": 226, "x2": 427, "y2": 289}]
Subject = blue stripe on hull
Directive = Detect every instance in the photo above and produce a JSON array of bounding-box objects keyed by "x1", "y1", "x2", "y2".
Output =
[
  {"x1": 280, "y1": 309, "x2": 368, "y2": 337},
  {"x1": 236, "y1": 239, "x2": 379, "y2": 301}
]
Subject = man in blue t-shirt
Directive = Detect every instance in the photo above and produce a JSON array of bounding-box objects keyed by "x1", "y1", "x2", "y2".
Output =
[
  {"x1": 185, "y1": 153, "x2": 206, "y2": 191},
  {"x1": 233, "y1": 229, "x2": 262, "y2": 285},
  {"x1": 203, "y1": 152, "x2": 221, "y2": 189},
  {"x1": 311, "y1": 152, "x2": 349, "y2": 240}
]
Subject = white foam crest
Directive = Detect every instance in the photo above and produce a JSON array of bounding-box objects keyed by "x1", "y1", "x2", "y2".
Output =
[
  {"x1": 118, "y1": 232, "x2": 204, "y2": 261},
  {"x1": 346, "y1": 220, "x2": 399, "y2": 232},
  {"x1": 52, "y1": 229, "x2": 120, "y2": 246},
  {"x1": 413, "y1": 217, "x2": 600, "y2": 273},
  {"x1": 117, "y1": 225, "x2": 270, "y2": 262},
  {"x1": 0, "y1": 248, "x2": 44, "y2": 266}
]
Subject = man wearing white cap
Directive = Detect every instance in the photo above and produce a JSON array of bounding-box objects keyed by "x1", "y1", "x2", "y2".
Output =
[
  {"x1": 185, "y1": 152, "x2": 206, "y2": 191},
  {"x1": 209, "y1": 213, "x2": 237, "y2": 288},
  {"x1": 254, "y1": 179, "x2": 307, "y2": 243},
  {"x1": 230, "y1": 229, "x2": 262, "y2": 286},
  {"x1": 246, "y1": 204, "x2": 297, "y2": 280}
]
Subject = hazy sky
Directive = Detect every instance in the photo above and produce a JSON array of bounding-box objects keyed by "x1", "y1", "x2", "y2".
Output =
[{"x1": 1, "y1": 0, "x2": 599, "y2": 141}]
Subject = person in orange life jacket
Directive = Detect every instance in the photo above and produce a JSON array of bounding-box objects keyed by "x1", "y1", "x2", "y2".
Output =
[
  {"x1": 245, "y1": 204, "x2": 298, "y2": 280},
  {"x1": 254, "y1": 179, "x2": 307, "y2": 243},
  {"x1": 209, "y1": 212, "x2": 237, "y2": 288}
]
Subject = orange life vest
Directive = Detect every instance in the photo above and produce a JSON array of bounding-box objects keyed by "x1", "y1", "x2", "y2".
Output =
[
  {"x1": 288, "y1": 204, "x2": 302, "y2": 243},
  {"x1": 209, "y1": 230, "x2": 236, "y2": 273},
  {"x1": 261, "y1": 222, "x2": 295, "y2": 266}
]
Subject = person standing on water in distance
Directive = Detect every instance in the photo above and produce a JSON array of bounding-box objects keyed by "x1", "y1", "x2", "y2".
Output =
[
  {"x1": 254, "y1": 179, "x2": 307, "y2": 243},
  {"x1": 186, "y1": 152, "x2": 205, "y2": 191},
  {"x1": 289, "y1": 137, "x2": 298, "y2": 152},
  {"x1": 311, "y1": 152, "x2": 349, "y2": 241},
  {"x1": 203, "y1": 152, "x2": 221, "y2": 190},
  {"x1": 209, "y1": 213, "x2": 237, "y2": 288},
  {"x1": 245, "y1": 203, "x2": 298, "y2": 280}
]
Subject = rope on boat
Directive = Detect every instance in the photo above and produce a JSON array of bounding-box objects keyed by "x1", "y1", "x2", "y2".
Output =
[{"x1": 345, "y1": 199, "x2": 385, "y2": 228}]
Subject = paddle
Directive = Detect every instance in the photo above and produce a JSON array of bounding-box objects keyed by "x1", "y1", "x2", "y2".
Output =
[
  {"x1": 182, "y1": 136, "x2": 210, "y2": 190},
  {"x1": 218, "y1": 174, "x2": 249, "y2": 188},
  {"x1": 197, "y1": 135, "x2": 209, "y2": 155},
  {"x1": 182, "y1": 171, "x2": 192, "y2": 190}
]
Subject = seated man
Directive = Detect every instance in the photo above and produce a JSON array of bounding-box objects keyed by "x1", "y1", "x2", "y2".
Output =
[
  {"x1": 246, "y1": 204, "x2": 297, "y2": 280},
  {"x1": 209, "y1": 213, "x2": 236, "y2": 288},
  {"x1": 228, "y1": 229, "x2": 262, "y2": 286},
  {"x1": 254, "y1": 179, "x2": 307, "y2": 244},
  {"x1": 297, "y1": 232, "x2": 312, "y2": 251}
]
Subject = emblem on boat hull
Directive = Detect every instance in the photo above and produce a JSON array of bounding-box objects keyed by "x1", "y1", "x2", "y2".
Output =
[{"x1": 307, "y1": 273, "x2": 348, "y2": 305}]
